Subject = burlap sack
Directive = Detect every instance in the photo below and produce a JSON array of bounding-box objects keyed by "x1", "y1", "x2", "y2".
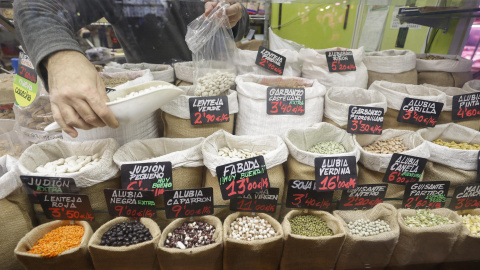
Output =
[
  {"x1": 223, "y1": 212, "x2": 283, "y2": 270},
  {"x1": 156, "y1": 215, "x2": 223, "y2": 270},
  {"x1": 160, "y1": 86, "x2": 238, "y2": 138},
  {"x1": 368, "y1": 81, "x2": 447, "y2": 131},
  {"x1": 324, "y1": 87, "x2": 387, "y2": 129},
  {"x1": 416, "y1": 54, "x2": 473, "y2": 88},
  {"x1": 235, "y1": 74, "x2": 326, "y2": 136},
  {"x1": 280, "y1": 210, "x2": 345, "y2": 270},
  {"x1": 88, "y1": 217, "x2": 161, "y2": 270},
  {"x1": 236, "y1": 49, "x2": 301, "y2": 77},
  {"x1": 388, "y1": 208, "x2": 463, "y2": 269},
  {"x1": 364, "y1": 49, "x2": 418, "y2": 87},
  {"x1": 202, "y1": 130, "x2": 288, "y2": 220},
  {"x1": 334, "y1": 203, "x2": 400, "y2": 270},
  {"x1": 15, "y1": 220, "x2": 94, "y2": 270},
  {"x1": 113, "y1": 137, "x2": 204, "y2": 229}
]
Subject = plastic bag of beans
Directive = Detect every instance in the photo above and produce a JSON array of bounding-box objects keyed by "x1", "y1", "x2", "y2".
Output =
[
  {"x1": 324, "y1": 87, "x2": 387, "y2": 129},
  {"x1": 202, "y1": 130, "x2": 288, "y2": 220},
  {"x1": 280, "y1": 210, "x2": 345, "y2": 270},
  {"x1": 16, "y1": 138, "x2": 120, "y2": 230},
  {"x1": 113, "y1": 137, "x2": 204, "y2": 229},
  {"x1": 389, "y1": 208, "x2": 463, "y2": 269},
  {"x1": 364, "y1": 49, "x2": 417, "y2": 88},
  {"x1": 235, "y1": 74, "x2": 326, "y2": 136},
  {"x1": 355, "y1": 129, "x2": 429, "y2": 208},
  {"x1": 368, "y1": 81, "x2": 447, "y2": 131},
  {"x1": 160, "y1": 86, "x2": 238, "y2": 138},
  {"x1": 236, "y1": 49, "x2": 301, "y2": 77},
  {"x1": 333, "y1": 203, "x2": 400, "y2": 270},
  {"x1": 156, "y1": 215, "x2": 223, "y2": 270},
  {"x1": 15, "y1": 220, "x2": 94, "y2": 270},
  {"x1": 88, "y1": 217, "x2": 161, "y2": 270},
  {"x1": 416, "y1": 54, "x2": 473, "y2": 88},
  {"x1": 223, "y1": 212, "x2": 283, "y2": 270}
]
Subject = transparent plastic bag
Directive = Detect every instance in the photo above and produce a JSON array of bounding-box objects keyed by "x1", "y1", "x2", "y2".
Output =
[{"x1": 0, "y1": 120, "x2": 28, "y2": 158}]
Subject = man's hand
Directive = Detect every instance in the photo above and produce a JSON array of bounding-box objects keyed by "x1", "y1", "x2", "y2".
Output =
[
  {"x1": 205, "y1": 2, "x2": 243, "y2": 28},
  {"x1": 44, "y1": 50, "x2": 118, "y2": 138}
]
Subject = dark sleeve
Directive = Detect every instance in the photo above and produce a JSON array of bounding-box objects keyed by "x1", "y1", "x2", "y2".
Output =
[{"x1": 232, "y1": 5, "x2": 249, "y2": 42}]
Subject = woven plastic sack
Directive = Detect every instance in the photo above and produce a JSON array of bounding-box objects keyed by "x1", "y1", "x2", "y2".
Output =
[
  {"x1": 173, "y1": 61, "x2": 194, "y2": 83},
  {"x1": 462, "y1": 79, "x2": 480, "y2": 92},
  {"x1": 416, "y1": 54, "x2": 473, "y2": 88},
  {"x1": 99, "y1": 69, "x2": 154, "y2": 89},
  {"x1": 105, "y1": 62, "x2": 174, "y2": 82},
  {"x1": 236, "y1": 49, "x2": 301, "y2": 77},
  {"x1": 364, "y1": 49, "x2": 417, "y2": 87},
  {"x1": 268, "y1": 27, "x2": 305, "y2": 52}
]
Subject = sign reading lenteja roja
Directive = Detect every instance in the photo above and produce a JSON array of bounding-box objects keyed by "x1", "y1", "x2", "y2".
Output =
[
  {"x1": 21, "y1": 175, "x2": 79, "y2": 204},
  {"x1": 230, "y1": 188, "x2": 279, "y2": 214},
  {"x1": 286, "y1": 180, "x2": 333, "y2": 210},
  {"x1": 163, "y1": 188, "x2": 213, "y2": 219},
  {"x1": 338, "y1": 184, "x2": 388, "y2": 210},
  {"x1": 402, "y1": 181, "x2": 450, "y2": 209},
  {"x1": 449, "y1": 184, "x2": 480, "y2": 210},
  {"x1": 382, "y1": 154, "x2": 427, "y2": 185},
  {"x1": 314, "y1": 156, "x2": 357, "y2": 191},
  {"x1": 120, "y1": 162, "x2": 173, "y2": 197},
  {"x1": 38, "y1": 193, "x2": 94, "y2": 221},
  {"x1": 397, "y1": 97, "x2": 444, "y2": 127},
  {"x1": 104, "y1": 189, "x2": 156, "y2": 218}
]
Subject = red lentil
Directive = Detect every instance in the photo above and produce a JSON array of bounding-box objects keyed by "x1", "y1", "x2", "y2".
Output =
[{"x1": 28, "y1": 225, "x2": 84, "y2": 258}]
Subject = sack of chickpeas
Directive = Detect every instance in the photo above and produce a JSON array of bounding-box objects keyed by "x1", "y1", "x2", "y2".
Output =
[
  {"x1": 368, "y1": 81, "x2": 447, "y2": 131},
  {"x1": 235, "y1": 74, "x2": 326, "y2": 136},
  {"x1": 156, "y1": 215, "x2": 223, "y2": 270},
  {"x1": 160, "y1": 86, "x2": 238, "y2": 138},
  {"x1": 15, "y1": 220, "x2": 94, "y2": 270},
  {"x1": 355, "y1": 129, "x2": 429, "y2": 208},
  {"x1": 389, "y1": 208, "x2": 463, "y2": 269},
  {"x1": 324, "y1": 87, "x2": 388, "y2": 129},
  {"x1": 88, "y1": 217, "x2": 161, "y2": 270},
  {"x1": 364, "y1": 49, "x2": 417, "y2": 87},
  {"x1": 417, "y1": 123, "x2": 480, "y2": 198},
  {"x1": 236, "y1": 49, "x2": 302, "y2": 77},
  {"x1": 223, "y1": 212, "x2": 284, "y2": 270},
  {"x1": 16, "y1": 138, "x2": 120, "y2": 230},
  {"x1": 299, "y1": 47, "x2": 368, "y2": 89},
  {"x1": 113, "y1": 137, "x2": 204, "y2": 229},
  {"x1": 280, "y1": 210, "x2": 346, "y2": 270},
  {"x1": 334, "y1": 203, "x2": 400, "y2": 270},
  {"x1": 416, "y1": 54, "x2": 473, "y2": 88},
  {"x1": 202, "y1": 130, "x2": 288, "y2": 220}
]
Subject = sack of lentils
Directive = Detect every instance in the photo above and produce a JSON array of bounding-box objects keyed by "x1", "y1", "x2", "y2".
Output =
[
  {"x1": 236, "y1": 49, "x2": 301, "y2": 77},
  {"x1": 156, "y1": 215, "x2": 223, "y2": 270},
  {"x1": 113, "y1": 137, "x2": 204, "y2": 229},
  {"x1": 280, "y1": 210, "x2": 345, "y2": 270},
  {"x1": 368, "y1": 81, "x2": 447, "y2": 131},
  {"x1": 355, "y1": 129, "x2": 429, "y2": 208},
  {"x1": 202, "y1": 130, "x2": 288, "y2": 220},
  {"x1": 235, "y1": 74, "x2": 326, "y2": 136},
  {"x1": 160, "y1": 85, "x2": 238, "y2": 138},
  {"x1": 299, "y1": 47, "x2": 368, "y2": 89},
  {"x1": 15, "y1": 220, "x2": 94, "y2": 270},
  {"x1": 88, "y1": 217, "x2": 161, "y2": 270},
  {"x1": 389, "y1": 208, "x2": 463, "y2": 269},
  {"x1": 416, "y1": 54, "x2": 473, "y2": 88},
  {"x1": 418, "y1": 123, "x2": 480, "y2": 198},
  {"x1": 334, "y1": 203, "x2": 400, "y2": 270},
  {"x1": 17, "y1": 138, "x2": 120, "y2": 230},
  {"x1": 364, "y1": 49, "x2": 417, "y2": 87},
  {"x1": 223, "y1": 212, "x2": 283, "y2": 270},
  {"x1": 324, "y1": 87, "x2": 387, "y2": 129}
]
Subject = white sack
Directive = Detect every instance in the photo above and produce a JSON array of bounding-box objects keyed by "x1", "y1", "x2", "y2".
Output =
[
  {"x1": 0, "y1": 155, "x2": 21, "y2": 200},
  {"x1": 364, "y1": 50, "x2": 416, "y2": 73},
  {"x1": 416, "y1": 54, "x2": 472, "y2": 73},
  {"x1": 236, "y1": 49, "x2": 301, "y2": 77},
  {"x1": 422, "y1": 84, "x2": 478, "y2": 111}
]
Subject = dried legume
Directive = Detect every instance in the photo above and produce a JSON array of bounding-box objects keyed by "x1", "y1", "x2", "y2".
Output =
[
  {"x1": 229, "y1": 216, "x2": 276, "y2": 241},
  {"x1": 164, "y1": 221, "x2": 216, "y2": 249},
  {"x1": 36, "y1": 154, "x2": 101, "y2": 174},
  {"x1": 217, "y1": 147, "x2": 268, "y2": 159},
  {"x1": 403, "y1": 210, "x2": 455, "y2": 228},
  {"x1": 100, "y1": 220, "x2": 153, "y2": 247},
  {"x1": 363, "y1": 137, "x2": 409, "y2": 154},
  {"x1": 421, "y1": 55, "x2": 447, "y2": 60},
  {"x1": 195, "y1": 71, "x2": 235, "y2": 97},
  {"x1": 460, "y1": 214, "x2": 480, "y2": 236},
  {"x1": 307, "y1": 141, "x2": 346, "y2": 155},
  {"x1": 432, "y1": 139, "x2": 480, "y2": 150},
  {"x1": 347, "y1": 219, "x2": 391, "y2": 237},
  {"x1": 113, "y1": 85, "x2": 172, "y2": 102},
  {"x1": 28, "y1": 225, "x2": 84, "y2": 258},
  {"x1": 102, "y1": 77, "x2": 129, "y2": 88},
  {"x1": 289, "y1": 215, "x2": 333, "y2": 237}
]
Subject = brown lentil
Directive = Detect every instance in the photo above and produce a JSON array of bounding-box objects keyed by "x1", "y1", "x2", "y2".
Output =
[
  {"x1": 363, "y1": 137, "x2": 409, "y2": 154},
  {"x1": 28, "y1": 225, "x2": 84, "y2": 258}
]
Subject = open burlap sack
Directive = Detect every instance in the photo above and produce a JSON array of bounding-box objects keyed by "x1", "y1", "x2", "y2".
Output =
[
  {"x1": 202, "y1": 130, "x2": 288, "y2": 220},
  {"x1": 355, "y1": 129, "x2": 429, "y2": 208},
  {"x1": 416, "y1": 54, "x2": 473, "y2": 88},
  {"x1": 15, "y1": 220, "x2": 94, "y2": 270},
  {"x1": 364, "y1": 49, "x2": 417, "y2": 87},
  {"x1": 156, "y1": 215, "x2": 223, "y2": 270},
  {"x1": 88, "y1": 217, "x2": 161, "y2": 270},
  {"x1": 418, "y1": 123, "x2": 480, "y2": 197},
  {"x1": 113, "y1": 137, "x2": 204, "y2": 229},
  {"x1": 368, "y1": 81, "x2": 447, "y2": 131},
  {"x1": 16, "y1": 138, "x2": 120, "y2": 230},
  {"x1": 388, "y1": 208, "x2": 463, "y2": 269},
  {"x1": 223, "y1": 212, "x2": 283, "y2": 270},
  {"x1": 334, "y1": 203, "x2": 400, "y2": 270},
  {"x1": 299, "y1": 47, "x2": 368, "y2": 89},
  {"x1": 235, "y1": 74, "x2": 326, "y2": 136},
  {"x1": 324, "y1": 87, "x2": 387, "y2": 129},
  {"x1": 236, "y1": 49, "x2": 301, "y2": 77},
  {"x1": 160, "y1": 86, "x2": 238, "y2": 138},
  {"x1": 280, "y1": 210, "x2": 345, "y2": 270}
]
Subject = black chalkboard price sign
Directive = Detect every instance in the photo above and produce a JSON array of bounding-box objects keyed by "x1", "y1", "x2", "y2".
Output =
[
  {"x1": 21, "y1": 176, "x2": 79, "y2": 204},
  {"x1": 402, "y1": 181, "x2": 450, "y2": 209},
  {"x1": 382, "y1": 154, "x2": 427, "y2": 185},
  {"x1": 315, "y1": 156, "x2": 357, "y2": 191},
  {"x1": 397, "y1": 97, "x2": 444, "y2": 127},
  {"x1": 230, "y1": 188, "x2": 279, "y2": 214},
  {"x1": 255, "y1": 46, "x2": 286, "y2": 75},
  {"x1": 189, "y1": 96, "x2": 230, "y2": 125},
  {"x1": 325, "y1": 50, "x2": 356, "y2": 72},
  {"x1": 266, "y1": 87, "x2": 305, "y2": 115},
  {"x1": 38, "y1": 193, "x2": 94, "y2": 221},
  {"x1": 452, "y1": 93, "x2": 480, "y2": 120},
  {"x1": 338, "y1": 184, "x2": 388, "y2": 210},
  {"x1": 104, "y1": 189, "x2": 156, "y2": 218},
  {"x1": 286, "y1": 180, "x2": 333, "y2": 210},
  {"x1": 120, "y1": 162, "x2": 173, "y2": 197},
  {"x1": 163, "y1": 188, "x2": 214, "y2": 219},
  {"x1": 449, "y1": 184, "x2": 480, "y2": 210},
  {"x1": 347, "y1": 105, "x2": 384, "y2": 134}
]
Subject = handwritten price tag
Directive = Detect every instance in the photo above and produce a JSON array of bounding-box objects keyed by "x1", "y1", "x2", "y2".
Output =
[
  {"x1": 397, "y1": 97, "x2": 444, "y2": 127},
  {"x1": 402, "y1": 181, "x2": 450, "y2": 209},
  {"x1": 266, "y1": 87, "x2": 305, "y2": 115},
  {"x1": 120, "y1": 162, "x2": 173, "y2": 197},
  {"x1": 326, "y1": 50, "x2": 356, "y2": 72},
  {"x1": 382, "y1": 154, "x2": 427, "y2": 185},
  {"x1": 255, "y1": 46, "x2": 286, "y2": 75},
  {"x1": 347, "y1": 105, "x2": 384, "y2": 134},
  {"x1": 286, "y1": 180, "x2": 333, "y2": 210},
  {"x1": 452, "y1": 93, "x2": 480, "y2": 121},
  {"x1": 189, "y1": 96, "x2": 230, "y2": 125},
  {"x1": 21, "y1": 176, "x2": 79, "y2": 204},
  {"x1": 164, "y1": 188, "x2": 213, "y2": 219},
  {"x1": 338, "y1": 184, "x2": 387, "y2": 210},
  {"x1": 38, "y1": 193, "x2": 94, "y2": 221},
  {"x1": 449, "y1": 184, "x2": 480, "y2": 210},
  {"x1": 104, "y1": 189, "x2": 156, "y2": 218},
  {"x1": 315, "y1": 156, "x2": 357, "y2": 191},
  {"x1": 230, "y1": 188, "x2": 279, "y2": 214}
]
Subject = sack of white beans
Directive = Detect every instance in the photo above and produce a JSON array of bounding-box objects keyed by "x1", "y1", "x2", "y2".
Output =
[
  {"x1": 299, "y1": 47, "x2": 368, "y2": 89},
  {"x1": 368, "y1": 81, "x2": 447, "y2": 131},
  {"x1": 202, "y1": 130, "x2": 288, "y2": 220},
  {"x1": 235, "y1": 74, "x2": 326, "y2": 136},
  {"x1": 364, "y1": 49, "x2": 417, "y2": 87},
  {"x1": 323, "y1": 87, "x2": 387, "y2": 129},
  {"x1": 236, "y1": 49, "x2": 302, "y2": 77},
  {"x1": 416, "y1": 54, "x2": 473, "y2": 88}
]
